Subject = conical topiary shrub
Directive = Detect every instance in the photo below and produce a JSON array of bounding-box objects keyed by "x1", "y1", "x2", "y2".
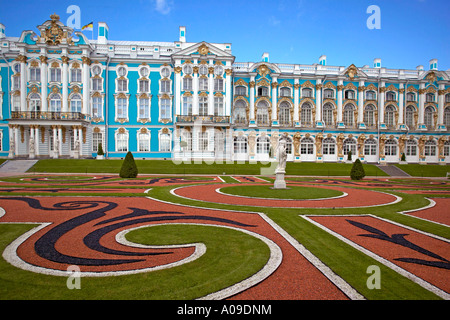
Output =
[
  {"x1": 350, "y1": 158, "x2": 365, "y2": 180},
  {"x1": 119, "y1": 151, "x2": 138, "y2": 178},
  {"x1": 97, "y1": 143, "x2": 104, "y2": 156}
]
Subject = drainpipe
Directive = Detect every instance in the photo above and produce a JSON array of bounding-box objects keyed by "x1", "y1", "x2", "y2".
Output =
[{"x1": 104, "y1": 55, "x2": 110, "y2": 159}]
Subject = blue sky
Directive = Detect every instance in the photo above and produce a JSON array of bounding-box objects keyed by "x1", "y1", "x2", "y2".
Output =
[{"x1": 1, "y1": 0, "x2": 449, "y2": 70}]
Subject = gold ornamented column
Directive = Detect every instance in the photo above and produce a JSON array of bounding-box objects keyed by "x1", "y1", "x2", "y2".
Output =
[
  {"x1": 39, "y1": 56, "x2": 48, "y2": 112},
  {"x1": 61, "y1": 56, "x2": 69, "y2": 112}
]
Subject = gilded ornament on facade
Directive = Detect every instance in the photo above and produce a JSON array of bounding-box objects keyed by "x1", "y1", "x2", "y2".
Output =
[
  {"x1": 426, "y1": 71, "x2": 437, "y2": 84},
  {"x1": 257, "y1": 64, "x2": 270, "y2": 77},
  {"x1": 198, "y1": 44, "x2": 209, "y2": 55},
  {"x1": 346, "y1": 64, "x2": 358, "y2": 80}
]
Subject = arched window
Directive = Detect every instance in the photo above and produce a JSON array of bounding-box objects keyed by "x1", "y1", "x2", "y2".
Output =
[
  {"x1": 199, "y1": 96, "x2": 208, "y2": 116},
  {"x1": 279, "y1": 101, "x2": 291, "y2": 125},
  {"x1": 426, "y1": 93, "x2": 435, "y2": 103},
  {"x1": 49, "y1": 93, "x2": 61, "y2": 112},
  {"x1": 300, "y1": 137, "x2": 314, "y2": 155},
  {"x1": 258, "y1": 86, "x2": 269, "y2": 97},
  {"x1": 324, "y1": 89, "x2": 334, "y2": 99},
  {"x1": 301, "y1": 103, "x2": 312, "y2": 126},
  {"x1": 406, "y1": 139, "x2": 417, "y2": 156},
  {"x1": 405, "y1": 106, "x2": 415, "y2": 128},
  {"x1": 384, "y1": 105, "x2": 396, "y2": 128},
  {"x1": 322, "y1": 137, "x2": 335, "y2": 155},
  {"x1": 234, "y1": 100, "x2": 247, "y2": 124},
  {"x1": 424, "y1": 106, "x2": 434, "y2": 129},
  {"x1": 323, "y1": 103, "x2": 334, "y2": 126},
  {"x1": 385, "y1": 139, "x2": 397, "y2": 156},
  {"x1": 234, "y1": 136, "x2": 247, "y2": 154},
  {"x1": 256, "y1": 100, "x2": 269, "y2": 125},
  {"x1": 386, "y1": 91, "x2": 396, "y2": 101},
  {"x1": 364, "y1": 104, "x2": 375, "y2": 127},
  {"x1": 343, "y1": 138, "x2": 356, "y2": 156},
  {"x1": 302, "y1": 88, "x2": 312, "y2": 98},
  {"x1": 424, "y1": 140, "x2": 436, "y2": 156},
  {"x1": 138, "y1": 132, "x2": 150, "y2": 152},
  {"x1": 29, "y1": 93, "x2": 40, "y2": 112},
  {"x1": 280, "y1": 87, "x2": 291, "y2": 97},
  {"x1": 235, "y1": 86, "x2": 246, "y2": 96},
  {"x1": 444, "y1": 107, "x2": 450, "y2": 128},
  {"x1": 364, "y1": 138, "x2": 377, "y2": 156},
  {"x1": 70, "y1": 93, "x2": 82, "y2": 113},
  {"x1": 256, "y1": 136, "x2": 270, "y2": 154},
  {"x1": 343, "y1": 104, "x2": 355, "y2": 127}
]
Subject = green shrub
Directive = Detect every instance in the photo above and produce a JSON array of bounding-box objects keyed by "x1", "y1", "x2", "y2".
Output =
[
  {"x1": 119, "y1": 151, "x2": 138, "y2": 178},
  {"x1": 350, "y1": 158, "x2": 365, "y2": 180},
  {"x1": 401, "y1": 153, "x2": 406, "y2": 162},
  {"x1": 97, "y1": 143, "x2": 104, "y2": 156},
  {"x1": 347, "y1": 150, "x2": 352, "y2": 161}
]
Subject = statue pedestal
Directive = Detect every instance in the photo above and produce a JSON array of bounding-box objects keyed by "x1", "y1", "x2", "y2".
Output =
[{"x1": 273, "y1": 170, "x2": 287, "y2": 189}]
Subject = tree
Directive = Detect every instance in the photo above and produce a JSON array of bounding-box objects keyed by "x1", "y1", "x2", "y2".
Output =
[
  {"x1": 97, "y1": 143, "x2": 104, "y2": 156},
  {"x1": 350, "y1": 158, "x2": 365, "y2": 180},
  {"x1": 119, "y1": 151, "x2": 138, "y2": 178},
  {"x1": 347, "y1": 150, "x2": 352, "y2": 162}
]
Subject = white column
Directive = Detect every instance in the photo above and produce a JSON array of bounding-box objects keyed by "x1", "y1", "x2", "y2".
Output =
[
  {"x1": 19, "y1": 56, "x2": 27, "y2": 112},
  {"x1": 52, "y1": 126, "x2": 58, "y2": 158},
  {"x1": 78, "y1": 126, "x2": 83, "y2": 156},
  {"x1": 34, "y1": 126, "x2": 40, "y2": 157},
  {"x1": 438, "y1": 83, "x2": 445, "y2": 128},
  {"x1": 62, "y1": 57, "x2": 69, "y2": 112},
  {"x1": 398, "y1": 84, "x2": 404, "y2": 127},
  {"x1": 192, "y1": 73, "x2": 198, "y2": 115},
  {"x1": 175, "y1": 66, "x2": 181, "y2": 116},
  {"x1": 293, "y1": 80, "x2": 299, "y2": 123},
  {"x1": 249, "y1": 75, "x2": 256, "y2": 124},
  {"x1": 58, "y1": 126, "x2": 63, "y2": 156},
  {"x1": 337, "y1": 80, "x2": 343, "y2": 123},
  {"x1": 378, "y1": 82, "x2": 385, "y2": 125},
  {"x1": 418, "y1": 83, "x2": 425, "y2": 125},
  {"x1": 208, "y1": 69, "x2": 214, "y2": 116},
  {"x1": 358, "y1": 81, "x2": 365, "y2": 124},
  {"x1": 225, "y1": 69, "x2": 232, "y2": 117},
  {"x1": 29, "y1": 126, "x2": 35, "y2": 158},
  {"x1": 315, "y1": 80, "x2": 322, "y2": 123},
  {"x1": 14, "y1": 126, "x2": 19, "y2": 156},
  {"x1": 40, "y1": 57, "x2": 48, "y2": 112},
  {"x1": 271, "y1": 77, "x2": 278, "y2": 122},
  {"x1": 82, "y1": 57, "x2": 90, "y2": 115}
]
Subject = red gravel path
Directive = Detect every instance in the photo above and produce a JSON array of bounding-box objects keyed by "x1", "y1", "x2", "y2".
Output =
[
  {"x1": 174, "y1": 183, "x2": 398, "y2": 208},
  {"x1": 403, "y1": 198, "x2": 450, "y2": 227}
]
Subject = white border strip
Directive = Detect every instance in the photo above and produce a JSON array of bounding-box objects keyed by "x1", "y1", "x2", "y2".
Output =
[{"x1": 301, "y1": 214, "x2": 450, "y2": 300}]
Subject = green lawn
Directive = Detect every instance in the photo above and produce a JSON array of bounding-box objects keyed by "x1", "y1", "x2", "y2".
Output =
[
  {"x1": 28, "y1": 159, "x2": 388, "y2": 177},
  {"x1": 395, "y1": 164, "x2": 450, "y2": 177},
  {"x1": 220, "y1": 185, "x2": 343, "y2": 200}
]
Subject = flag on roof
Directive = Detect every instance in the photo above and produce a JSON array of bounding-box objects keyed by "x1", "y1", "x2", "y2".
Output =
[{"x1": 82, "y1": 22, "x2": 93, "y2": 31}]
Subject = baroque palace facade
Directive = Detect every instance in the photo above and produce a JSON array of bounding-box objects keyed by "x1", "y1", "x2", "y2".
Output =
[{"x1": 0, "y1": 14, "x2": 449, "y2": 164}]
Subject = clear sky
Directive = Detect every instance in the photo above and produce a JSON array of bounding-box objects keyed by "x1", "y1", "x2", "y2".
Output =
[{"x1": 1, "y1": 0, "x2": 449, "y2": 70}]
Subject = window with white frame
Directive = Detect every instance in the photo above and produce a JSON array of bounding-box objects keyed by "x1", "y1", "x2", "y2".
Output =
[
  {"x1": 198, "y1": 131, "x2": 208, "y2": 151},
  {"x1": 116, "y1": 97, "x2": 128, "y2": 119},
  {"x1": 29, "y1": 93, "x2": 41, "y2": 112},
  {"x1": 182, "y1": 96, "x2": 192, "y2": 115},
  {"x1": 160, "y1": 79, "x2": 171, "y2": 93},
  {"x1": 49, "y1": 93, "x2": 61, "y2": 112},
  {"x1": 302, "y1": 88, "x2": 312, "y2": 98},
  {"x1": 426, "y1": 93, "x2": 435, "y2": 103},
  {"x1": 92, "y1": 132, "x2": 103, "y2": 152},
  {"x1": 280, "y1": 87, "x2": 291, "y2": 97},
  {"x1": 257, "y1": 86, "x2": 269, "y2": 97},
  {"x1": 323, "y1": 103, "x2": 334, "y2": 126},
  {"x1": 214, "y1": 65, "x2": 223, "y2": 76},
  {"x1": 256, "y1": 136, "x2": 270, "y2": 154},
  {"x1": 160, "y1": 97, "x2": 171, "y2": 120},
  {"x1": 300, "y1": 137, "x2": 314, "y2": 155},
  {"x1": 364, "y1": 138, "x2": 377, "y2": 155},
  {"x1": 214, "y1": 78, "x2": 224, "y2": 91},
  {"x1": 343, "y1": 104, "x2": 355, "y2": 126},
  {"x1": 301, "y1": 103, "x2": 312, "y2": 126},
  {"x1": 405, "y1": 106, "x2": 415, "y2": 128},
  {"x1": 138, "y1": 132, "x2": 150, "y2": 152},
  {"x1": 384, "y1": 139, "x2": 397, "y2": 156},
  {"x1": 324, "y1": 89, "x2": 334, "y2": 99},
  {"x1": 406, "y1": 92, "x2": 415, "y2": 102},
  {"x1": 234, "y1": 100, "x2": 247, "y2": 124},
  {"x1": 364, "y1": 104, "x2": 375, "y2": 127},
  {"x1": 322, "y1": 137, "x2": 335, "y2": 155},
  {"x1": 92, "y1": 96, "x2": 103, "y2": 118},
  {"x1": 424, "y1": 106, "x2": 434, "y2": 128},
  {"x1": 444, "y1": 107, "x2": 450, "y2": 128},
  {"x1": 366, "y1": 91, "x2": 376, "y2": 100},
  {"x1": 183, "y1": 77, "x2": 192, "y2": 91},
  {"x1": 343, "y1": 138, "x2": 356, "y2": 155},
  {"x1": 424, "y1": 140, "x2": 436, "y2": 156},
  {"x1": 161, "y1": 66, "x2": 171, "y2": 78},
  {"x1": 117, "y1": 66, "x2": 127, "y2": 77},
  {"x1": 12, "y1": 75, "x2": 20, "y2": 90},
  {"x1": 406, "y1": 139, "x2": 417, "y2": 156},
  {"x1": 70, "y1": 94, "x2": 82, "y2": 113},
  {"x1": 116, "y1": 131, "x2": 128, "y2": 152},
  {"x1": 214, "y1": 96, "x2": 224, "y2": 116},
  {"x1": 345, "y1": 90, "x2": 355, "y2": 100},
  {"x1": 92, "y1": 65, "x2": 102, "y2": 77},
  {"x1": 30, "y1": 66, "x2": 41, "y2": 82},
  {"x1": 198, "y1": 65, "x2": 208, "y2": 76},
  {"x1": 235, "y1": 86, "x2": 246, "y2": 96},
  {"x1": 279, "y1": 101, "x2": 291, "y2": 125},
  {"x1": 386, "y1": 91, "x2": 396, "y2": 101},
  {"x1": 139, "y1": 79, "x2": 149, "y2": 93},
  {"x1": 117, "y1": 79, "x2": 128, "y2": 92},
  {"x1": 234, "y1": 136, "x2": 247, "y2": 154},
  {"x1": 71, "y1": 68, "x2": 82, "y2": 83},
  {"x1": 256, "y1": 101, "x2": 269, "y2": 125},
  {"x1": 92, "y1": 78, "x2": 103, "y2": 91},
  {"x1": 12, "y1": 95, "x2": 20, "y2": 111},
  {"x1": 160, "y1": 132, "x2": 172, "y2": 152},
  {"x1": 183, "y1": 64, "x2": 193, "y2": 75},
  {"x1": 284, "y1": 136, "x2": 293, "y2": 154},
  {"x1": 199, "y1": 96, "x2": 208, "y2": 116},
  {"x1": 138, "y1": 96, "x2": 150, "y2": 119},
  {"x1": 199, "y1": 77, "x2": 208, "y2": 91},
  {"x1": 444, "y1": 141, "x2": 450, "y2": 156},
  {"x1": 384, "y1": 105, "x2": 395, "y2": 128},
  {"x1": 50, "y1": 66, "x2": 61, "y2": 82},
  {"x1": 139, "y1": 66, "x2": 149, "y2": 78}
]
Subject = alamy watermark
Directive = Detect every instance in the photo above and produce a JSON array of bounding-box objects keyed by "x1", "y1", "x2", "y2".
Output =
[
  {"x1": 366, "y1": 5, "x2": 381, "y2": 30},
  {"x1": 66, "y1": 265, "x2": 81, "y2": 289},
  {"x1": 366, "y1": 265, "x2": 381, "y2": 290}
]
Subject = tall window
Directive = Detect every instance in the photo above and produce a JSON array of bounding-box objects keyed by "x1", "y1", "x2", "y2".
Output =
[
  {"x1": 70, "y1": 94, "x2": 82, "y2": 113},
  {"x1": 116, "y1": 132, "x2": 128, "y2": 152},
  {"x1": 49, "y1": 94, "x2": 61, "y2": 112},
  {"x1": 160, "y1": 133, "x2": 171, "y2": 152},
  {"x1": 364, "y1": 138, "x2": 377, "y2": 156},
  {"x1": 234, "y1": 100, "x2": 247, "y2": 124},
  {"x1": 214, "y1": 97, "x2": 224, "y2": 116},
  {"x1": 50, "y1": 67, "x2": 61, "y2": 82},
  {"x1": 138, "y1": 132, "x2": 150, "y2": 152},
  {"x1": 405, "y1": 106, "x2": 415, "y2": 129},
  {"x1": 92, "y1": 96, "x2": 102, "y2": 118},
  {"x1": 279, "y1": 101, "x2": 291, "y2": 125},
  {"x1": 256, "y1": 101, "x2": 269, "y2": 125},
  {"x1": 323, "y1": 103, "x2": 334, "y2": 126},
  {"x1": 71, "y1": 68, "x2": 82, "y2": 82},
  {"x1": 407, "y1": 92, "x2": 415, "y2": 101},
  {"x1": 116, "y1": 97, "x2": 127, "y2": 119},
  {"x1": 322, "y1": 138, "x2": 335, "y2": 155},
  {"x1": 424, "y1": 106, "x2": 434, "y2": 129},
  {"x1": 444, "y1": 107, "x2": 450, "y2": 128},
  {"x1": 160, "y1": 98, "x2": 171, "y2": 120},
  {"x1": 199, "y1": 96, "x2": 208, "y2": 116},
  {"x1": 198, "y1": 132, "x2": 208, "y2": 151},
  {"x1": 384, "y1": 105, "x2": 395, "y2": 128},
  {"x1": 301, "y1": 103, "x2": 312, "y2": 126},
  {"x1": 139, "y1": 79, "x2": 149, "y2": 93},
  {"x1": 92, "y1": 132, "x2": 103, "y2": 152},
  {"x1": 406, "y1": 139, "x2": 417, "y2": 156},
  {"x1": 343, "y1": 104, "x2": 355, "y2": 127},
  {"x1": 183, "y1": 77, "x2": 192, "y2": 91},
  {"x1": 444, "y1": 141, "x2": 450, "y2": 157},
  {"x1": 300, "y1": 137, "x2": 314, "y2": 155},
  {"x1": 182, "y1": 96, "x2": 192, "y2": 115},
  {"x1": 364, "y1": 105, "x2": 375, "y2": 127},
  {"x1": 256, "y1": 136, "x2": 270, "y2": 154},
  {"x1": 424, "y1": 140, "x2": 436, "y2": 156},
  {"x1": 199, "y1": 78, "x2": 208, "y2": 91},
  {"x1": 138, "y1": 97, "x2": 150, "y2": 119},
  {"x1": 214, "y1": 78, "x2": 224, "y2": 91},
  {"x1": 29, "y1": 93, "x2": 41, "y2": 112},
  {"x1": 345, "y1": 90, "x2": 355, "y2": 100},
  {"x1": 343, "y1": 138, "x2": 356, "y2": 156},
  {"x1": 12, "y1": 95, "x2": 20, "y2": 111},
  {"x1": 92, "y1": 78, "x2": 102, "y2": 91},
  {"x1": 30, "y1": 67, "x2": 41, "y2": 82},
  {"x1": 385, "y1": 139, "x2": 397, "y2": 156},
  {"x1": 117, "y1": 79, "x2": 128, "y2": 92},
  {"x1": 234, "y1": 136, "x2": 247, "y2": 154},
  {"x1": 160, "y1": 79, "x2": 170, "y2": 93}
]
